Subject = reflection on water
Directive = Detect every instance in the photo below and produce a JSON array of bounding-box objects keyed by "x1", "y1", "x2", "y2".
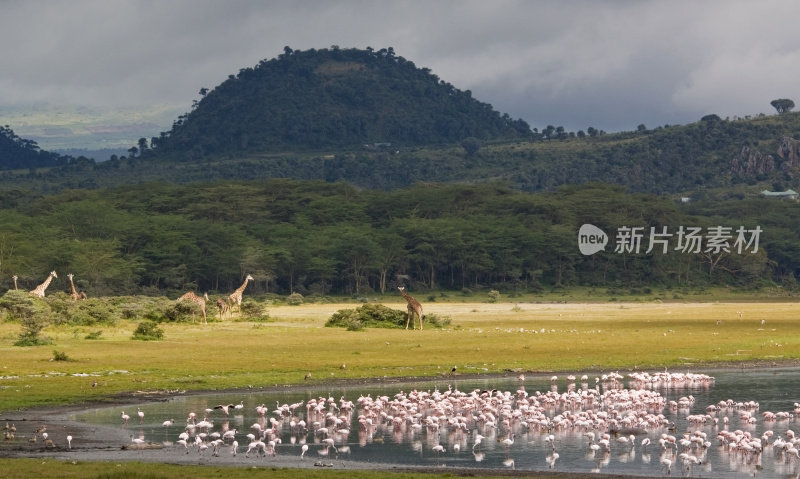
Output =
[{"x1": 73, "y1": 368, "x2": 800, "y2": 477}]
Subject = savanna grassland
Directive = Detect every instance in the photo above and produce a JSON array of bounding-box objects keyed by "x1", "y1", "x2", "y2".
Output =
[{"x1": 1, "y1": 299, "x2": 798, "y2": 412}]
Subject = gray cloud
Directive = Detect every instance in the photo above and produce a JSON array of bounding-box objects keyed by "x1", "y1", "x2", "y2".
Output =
[{"x1": 2, "y1": 0, "x2": 800, "y2": 149}]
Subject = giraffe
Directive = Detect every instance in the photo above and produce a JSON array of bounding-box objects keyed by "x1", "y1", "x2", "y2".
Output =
[
  {"x1": 216, "y1": 297, "x2": 230, "y2": 321},
  {"x1": 11, "y1": 275, "x2": 18, "y2": 291},
  {"x1": 177, "y1": 291, "x2": 207, "y2": 324},
  {"x1": 398, "y1": 286, "x2": 423, "y2": 330},
  {"x1": 67, "y1": 273, "x2": 87, "y2": 300},
  {"x1": 227, "y1": 274, "x2": 254, "y2": 314},
  {"x1": 29, "y1": 271, "x2": 57, "y2": 298}
]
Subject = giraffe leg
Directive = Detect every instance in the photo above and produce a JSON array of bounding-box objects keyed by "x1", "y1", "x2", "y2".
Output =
[{"x1": 405, "y1": 311, "x2": 411, "y2": 329}]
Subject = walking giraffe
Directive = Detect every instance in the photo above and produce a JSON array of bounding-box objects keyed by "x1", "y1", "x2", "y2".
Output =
[
  {"x1": 227, "y1": 274, "x2": 253, "y2": 314},
  {"x1": 67, "y1": 273, "x2": 87, "y2": 300},
  {"x1": 398, "y1": 286, "x2": 423, "y2": 330},
  {"x1": 177, "y1": 291, "x2": 208, "y2": 324},
  {"x1": 29, "y1": 271, "x2": 57, "y2": 298}
]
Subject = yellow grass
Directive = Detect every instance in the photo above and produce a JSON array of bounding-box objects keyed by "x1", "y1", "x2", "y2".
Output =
[{"x1": 0, "y1": 301, "x2": 798, "y2": 412}]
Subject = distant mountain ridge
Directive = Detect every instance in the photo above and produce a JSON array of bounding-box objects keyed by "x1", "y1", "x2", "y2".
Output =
[{"x1": 2, "y1": 46, "x2": 800, "y2": 195}]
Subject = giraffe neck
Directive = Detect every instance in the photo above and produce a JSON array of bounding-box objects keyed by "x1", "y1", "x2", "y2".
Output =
[
  {"x1": 38, "y1": 275, "x2": 54, "y2": 292},
  {"x1": 69, "y1": 278, "x2": 77, "y2": 294},
  {"x1": 236, "y1": 278, "x2": 250, "y2": 295}
]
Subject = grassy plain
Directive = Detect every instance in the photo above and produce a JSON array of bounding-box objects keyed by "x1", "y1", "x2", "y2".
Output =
[{"x1": 1, "y1": 299, "x2": 798, "y2": 412}]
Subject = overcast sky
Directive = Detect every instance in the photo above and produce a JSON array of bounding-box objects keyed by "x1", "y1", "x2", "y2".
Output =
[{"x1": 2, "y1": 0, "x2": 800, "y2": 151}]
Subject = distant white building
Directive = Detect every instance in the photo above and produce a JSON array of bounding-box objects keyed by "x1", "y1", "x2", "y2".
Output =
[{"x1": 761, "y1": 189, "x2": 799, "y2": 200}]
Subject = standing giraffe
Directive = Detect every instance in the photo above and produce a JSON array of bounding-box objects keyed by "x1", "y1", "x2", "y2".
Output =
[
  {"x1": 11, "y1": 275, "x2": 18, "y2": 290},
  {"x1": 398, "y1": 286, "x2": 423, "y2": 330},
  {"x1": 29, "y1": 271, "x2": 57, "y2": 298},
  {"x1": 67, "y1": 274, "x2": 87, "y2": 300},
  {"x1": 227, "y1": 274, "x2": 253, "y2": 314},
  {"x1": 177, "y1": 291, "x2": 207, "y2": 324},
  {"x1": 216, "y1": 297, "x2": 230, "y2": 320}
]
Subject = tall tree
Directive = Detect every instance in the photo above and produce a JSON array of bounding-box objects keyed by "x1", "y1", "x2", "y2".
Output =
[{"x1": 770, "y1": 98, "x2": 795, "y2": 114}]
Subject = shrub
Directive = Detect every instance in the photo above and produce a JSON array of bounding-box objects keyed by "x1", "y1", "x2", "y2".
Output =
[
  {"x1": 488, "y1": 290, "x2": 500, "y2": 303},
  {"x1": 238, "y1": 300, "x2": 271, "y2": 322},
  {"x1": 0, "y1": 290, "x2": 54, "y2": 346},
  {"x1": 85, "y1": 330, "x2": 103, "y2": 340},
  {"x1": 52, "y1": 350, "x2": 70, "y2": 361},
  {"x1": 132, "y1": 321, "x2": 164, "y2": 341},
  {"x1": 286, "y1": 292, "x2": 304, "y2": 305},
  {"x1": 326, "y1": 303, "x2": 451, "y2": 330}
]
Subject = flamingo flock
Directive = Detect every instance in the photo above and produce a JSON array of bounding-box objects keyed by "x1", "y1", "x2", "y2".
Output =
[{"x1": 101, "y1": 370, "x2": 800, "y2": 477}]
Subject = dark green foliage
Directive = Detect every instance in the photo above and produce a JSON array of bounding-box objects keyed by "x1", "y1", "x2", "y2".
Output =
[
  {"x1": 238, "y1": 300, "x2": 270, "y2": 322},
  {"x1": 85, "y1": 330, "x2": 103, "y2": 340},
  {"x1": 326, "y1": 304, "x2": 409, "y2": 330},
  {"x1": 286, "y1": 293, "x2": 304, "y2": 305},
  {"x1": 325, "y1": 303, "x2": 450, "y2": 330},
  {"x1": 154, "y1": 47, "x2": 530, "y2": 157},
  {"x1": 0, "y1": 125, "x2": 68, "y2": 170},
  {"x1": 52, "y1": 350, "x2": 70, "y2": 361},
  {"x1": 132, "y1": 321, "x2": 164, "y2": 341},
  {"x1": 0, "y1": 290, "x2": 54, "y2": 346}
]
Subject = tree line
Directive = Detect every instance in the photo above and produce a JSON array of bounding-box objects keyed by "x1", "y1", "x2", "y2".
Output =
[{"x1": 0, "y1": 180, "x2": 790, "y2": 297}]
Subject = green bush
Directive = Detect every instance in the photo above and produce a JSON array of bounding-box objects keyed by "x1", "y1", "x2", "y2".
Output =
[
  {"x1": 52, "y1": 350, "x2": 70, "y2": 361},
  {"x1": 132, "y1": 321, "x2": 164, "y2": 341},
  {"x1": 0, "y1": 290, "x2": 55, "y2": 346},
  {"x1": 85, "y1": 330, "x2": 103, "y2": 340},
  {"x1": 326, "y1": 303, "x2": 450, "y2": 330},
  {"x1": 286, "y1": 292, "x2": 304, "y2": 305}
]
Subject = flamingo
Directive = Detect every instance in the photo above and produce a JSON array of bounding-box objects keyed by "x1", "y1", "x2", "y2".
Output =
[
  {"x1": 472, "y1": 433, "x2": 485, "y2": 450},
  {"x1": 231, "y1": 440, "x2": 238, "y2": 456},
  {"x1": 66, "y1": 435, "x2": 72, "y2": 449},
  {"x1": 301, "y1": 443, "x2": 308, "y2": 459},
  {"x1": 121, "y1": 411, "x2": 130, "y2": 425},
  {"x1": 215, "y1": 404, "x2": 235, "y2": 416},
  {"x1": 137, "y1": 407, "x2": 144, "y2": 424},
  {"x1": 162, "y1": 419, "x2": 174, "y2": 427}
]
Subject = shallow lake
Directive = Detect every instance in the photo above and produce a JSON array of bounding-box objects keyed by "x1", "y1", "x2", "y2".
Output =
[{"x1": 72, "y1": 368, "x2": 800, "y2": 477}]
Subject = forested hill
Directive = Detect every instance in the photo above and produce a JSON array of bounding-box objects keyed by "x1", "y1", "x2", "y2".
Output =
[
  {"x1": 0, "y1": 125, "x2": 67, "y2": 170},
  {"x1": 151, "y1": 46, "x2": 532, "y2": 157},
  {"x1": 3, "y1": 46, "x2": 800, "y2": 195}
]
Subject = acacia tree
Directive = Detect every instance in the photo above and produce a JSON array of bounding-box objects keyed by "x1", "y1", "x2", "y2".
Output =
[{"x1": 770, "y1": 98, "x2": 795, "y2": 114}]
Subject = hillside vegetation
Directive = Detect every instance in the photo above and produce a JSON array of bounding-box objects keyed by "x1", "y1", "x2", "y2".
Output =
[{"x1": 2, "y1": 47, "x2": 800, "y2": 194}]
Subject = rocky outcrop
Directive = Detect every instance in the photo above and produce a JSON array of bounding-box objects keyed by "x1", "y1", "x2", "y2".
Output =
[
  {"x1": 731, "y1": 136, "x2": 800, "y2": 176},
  {"x1": 777, "y1": 136, "x2": 800, "y2": 168},
  {"x1": 730, "y1": 145, "x2": 775, "y2": 175}
]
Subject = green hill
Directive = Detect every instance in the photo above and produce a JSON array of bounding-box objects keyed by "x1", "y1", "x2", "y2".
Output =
[
  {"x1": 152, "y1": 46, "x2": 532, "y2": 158},
  {"x1": 2, "y1": 47, "x2": 800, "y2": 195}
]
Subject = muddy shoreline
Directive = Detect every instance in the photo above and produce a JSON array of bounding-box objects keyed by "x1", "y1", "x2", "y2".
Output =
[{"x1": 2, "y1": 359, "x2": 798, "y2": 475}]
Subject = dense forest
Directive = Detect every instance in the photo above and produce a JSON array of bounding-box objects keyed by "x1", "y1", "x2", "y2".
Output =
[{"x1": 0, "y1": 180, "x2": 793, "y2": 298}]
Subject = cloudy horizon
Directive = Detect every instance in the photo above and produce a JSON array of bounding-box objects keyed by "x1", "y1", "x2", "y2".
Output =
[{"x1": 3, "y1": 0, "x2": 800, "y2": 152}]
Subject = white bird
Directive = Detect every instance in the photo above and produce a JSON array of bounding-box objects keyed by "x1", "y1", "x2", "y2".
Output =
[
  {"x1": 300, "y1": 443, "x2": 308, "y2": 459},
  {"x1": 162, "y1": 419, "x2": 174, "y2": 427},
  {"x1": 130, "y1": 435, "x2": 145, "y2": 447},
  {"x1": 137, "y1": 407, "x2": 144, "y2": 424},
  {"x1": 66, "y1": 435, "x2": 72, "y2": 449},
  {"x1": 231, "y1": 440, "x2": 238, "y2": 456},
  {"x1": 473, "y1": 433, "x2": 485, "y2": 450},
  {"x1": 121, "y1": 411, "x2": 130, "y2": 425}
]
